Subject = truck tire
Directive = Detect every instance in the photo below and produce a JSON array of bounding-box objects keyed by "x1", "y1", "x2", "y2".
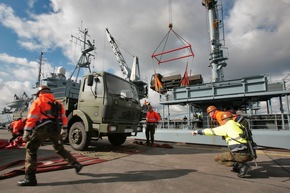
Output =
[
  {"x1": 108, "y1": 134, "x2": 127, "y2": 146},
  {"x1": 69, "y1": 121, "x2": 90, "y2": 151}
]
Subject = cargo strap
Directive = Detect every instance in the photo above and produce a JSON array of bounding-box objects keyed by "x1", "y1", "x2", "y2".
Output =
[{"x1": 0, "y1": 153, "x2": 106, "y2": 180}]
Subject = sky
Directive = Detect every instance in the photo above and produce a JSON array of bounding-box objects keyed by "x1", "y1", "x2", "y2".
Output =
[{"x1": 0, "y1": 0, "x2": 290, "y2": 121}]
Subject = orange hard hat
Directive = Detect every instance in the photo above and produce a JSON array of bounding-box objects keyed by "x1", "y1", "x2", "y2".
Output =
[
  {"x1": 207, "y1": 105, "x2": 217, "y2": 114},
  {"x1": 36, "y1": 85, "x2": 51, "y2": 96},
  {"x1": 221, "y1": 112, "x2": 233, "y2": 120}
]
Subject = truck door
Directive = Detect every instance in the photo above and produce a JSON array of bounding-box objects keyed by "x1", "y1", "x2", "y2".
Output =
[{"x1": 78, "y1": 76, "x2": 104, "y2": 123}]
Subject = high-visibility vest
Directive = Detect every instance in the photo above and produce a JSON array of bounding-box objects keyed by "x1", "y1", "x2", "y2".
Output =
[
  {"x1": 146, "y1": 110, "x2": 161, "y2": 123},
  {"x1": 202, "y1": 120, "x2": 248, "y2": 152},
  {"x1": 24, "y1": 93, "x2": 68, "y2": 131},
  {"x1": 213, "y1": 110, "x2": 239, "y2": 125}
]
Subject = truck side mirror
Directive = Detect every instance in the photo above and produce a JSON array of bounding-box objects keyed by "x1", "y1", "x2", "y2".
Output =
[{"x1": 87, "y1": 75, "x2": 94, "y2": 86}]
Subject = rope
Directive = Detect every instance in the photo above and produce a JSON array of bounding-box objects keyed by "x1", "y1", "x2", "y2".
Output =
[{"x1": 115, "y1": 38, "x2": 135, "y2": 58}]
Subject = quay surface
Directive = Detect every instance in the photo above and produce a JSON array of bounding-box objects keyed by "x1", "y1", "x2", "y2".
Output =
[{"x1": 0, "y1": 129, "x2": 290, "y2": 193}]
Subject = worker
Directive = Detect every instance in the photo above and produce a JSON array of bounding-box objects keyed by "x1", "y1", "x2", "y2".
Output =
[
  {"x1": 192, "y1": 112, "x2": 253, "y2": 178},
  {"x1": 145, "y1": 105, "x2": 161, "y2": 146},
  {"x1": 207, "y1": 105, "x2": 249, "y2": 129},
  {"x1": 17, "y1": 85, "x2": 82, "y2": 186},
  {"x1": 6, "y1": 118, "x2": 26, "y2": 148},
  {"x1": 206, "y1": 105, "x2": 226, "y2": 125}
]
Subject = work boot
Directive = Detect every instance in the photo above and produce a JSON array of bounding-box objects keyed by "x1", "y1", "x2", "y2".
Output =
[
  {"x1": 74, "y1": 162, "x2": 83, "y2": 174},
  {"x1": 17, "y1": 172, "x2": 37, "y2": 186},
  {"x1": 237, "y1": 163, "x2": 252, "y2": 178},
  {"x1": 231, "y1": 162, "x2": 241, "y2": 173}
]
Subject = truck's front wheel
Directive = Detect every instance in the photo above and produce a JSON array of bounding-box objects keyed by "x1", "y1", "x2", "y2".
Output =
[
  {"x1": 69, "y1": 122, "x2": 90, "y2": 151},
  {"x1": 108, "y1": 134, "x2": 127, "y2": 146}
]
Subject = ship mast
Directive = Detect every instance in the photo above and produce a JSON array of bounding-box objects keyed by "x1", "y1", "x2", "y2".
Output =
[
  {"x1": 202, "y1": 0, "x2": 228, "y2": 82},
  {"x1": 35, "y1": 52, "x2": 44, "y2": 88},
  {"x1": 69, "y1": 28, "x2": 95, "y2": 82}
]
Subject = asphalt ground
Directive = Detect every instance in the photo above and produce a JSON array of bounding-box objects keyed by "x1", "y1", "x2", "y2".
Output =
[{"x1": 0, "y1": 129, "x2": 290, "y2": 193}]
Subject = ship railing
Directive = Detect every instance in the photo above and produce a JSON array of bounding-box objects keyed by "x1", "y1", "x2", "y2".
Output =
[{"x1": 158, "y1": 113, "x2": 290, "y2": 131}]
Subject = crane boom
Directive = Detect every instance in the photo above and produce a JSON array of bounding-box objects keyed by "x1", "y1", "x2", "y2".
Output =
[
  {"x1": 105, "y1": 28, "x2": 131, "y2": 80},
  {"x1": 105, "y1": 28, "x2": 148, "y2": 99}
]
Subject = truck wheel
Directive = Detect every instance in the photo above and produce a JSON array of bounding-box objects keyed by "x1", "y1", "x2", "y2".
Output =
[
  {"x1": 69, "y1": 122, "x2": 90, "y2": 151},
  {"x1": 108, "y1": 134, "x2": 127, "y2": 146}
]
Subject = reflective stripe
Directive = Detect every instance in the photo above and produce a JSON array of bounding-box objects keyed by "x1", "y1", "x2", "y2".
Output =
[
  {"x1": 27, "y1": 114, "x2": 40, "y2": 119},
  {"x1": 35, "y1": 120, "x2": 52, "y2": 129},
  {"x1": 230, "y1": 144, "x2": 248, "y2": 152},
  {"x1": 24, "y1": 126, "x2": 34, "y2": 131},
  {"x1": 231, "y1": 136, "x2": 243, "y2": 141},
  {"x1": 208, "y1": 128, "x2": 216, "y2": 135}
]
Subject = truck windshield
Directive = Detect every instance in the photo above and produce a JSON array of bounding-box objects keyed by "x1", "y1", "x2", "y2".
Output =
[{"x1": 106, "y1": 74, "x2": 139, "y2": 101}]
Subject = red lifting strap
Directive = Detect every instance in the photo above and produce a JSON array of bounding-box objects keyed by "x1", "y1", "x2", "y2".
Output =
[
  {"x1": 0, "y1": 154, "x2": 106, "y2": 180},
  {"x1": 151, "y1": 29, "x2": 195, "y2": 64}
]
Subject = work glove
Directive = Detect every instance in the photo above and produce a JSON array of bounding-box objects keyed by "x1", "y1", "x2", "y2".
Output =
[
  {"x1": 60, "y1": 128, "x2": 67, "y2": 140},
  {"x1": 192, "y1": 130, "x2": 198, "y2": 136},
  {"x1": 23, "y1": 130, "x2": 32, "y2": 142}
]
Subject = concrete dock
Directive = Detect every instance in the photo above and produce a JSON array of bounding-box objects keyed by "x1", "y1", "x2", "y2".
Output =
[{"x1": 1, "y1": 129, "x2": 290, "y2": 193}]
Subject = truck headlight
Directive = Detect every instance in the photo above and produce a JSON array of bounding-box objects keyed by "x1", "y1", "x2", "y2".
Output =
[
  {"x1": 137, "y1": 126, "x2": 142, "y2": 132},
  {"x1": 108, "y1": 125, "x2": 117, "y2": 132}
]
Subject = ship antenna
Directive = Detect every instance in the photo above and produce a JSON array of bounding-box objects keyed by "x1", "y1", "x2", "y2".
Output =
[{"x1": 35, "y1": 52, "x2": 44, "y2": 88}]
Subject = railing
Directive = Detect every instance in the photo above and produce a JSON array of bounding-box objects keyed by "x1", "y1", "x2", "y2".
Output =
[{"x1": 157, "y1": 113, "x2": 290, "y2": 131}]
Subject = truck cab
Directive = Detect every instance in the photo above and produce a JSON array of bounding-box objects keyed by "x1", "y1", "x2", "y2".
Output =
[{"x1": 66, "y1": 71, "x2": 142, "y2": 150}]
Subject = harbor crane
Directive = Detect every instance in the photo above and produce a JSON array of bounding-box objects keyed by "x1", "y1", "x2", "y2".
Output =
[{"x1": 105, "y1": 28, "x2": 147, "y2": 99}]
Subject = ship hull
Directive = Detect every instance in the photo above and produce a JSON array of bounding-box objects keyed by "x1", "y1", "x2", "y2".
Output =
[{"x1": 134, "y1": 128, "x2": 290, "y2": 149}]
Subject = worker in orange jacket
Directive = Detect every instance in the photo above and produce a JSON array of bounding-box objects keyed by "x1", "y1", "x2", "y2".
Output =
[
  {"x1": 17, "y1": 85, "x2": 82, "y2": 186},
  {"x1": 145, "y1": 105, "x2": 161, "y2": 145},
  {"x1": 192, "y1": 112, "x2": 254, "y2": 178},
  {"x1": 7, "y1": 118, "x2": 26, "y2": 147},
  {"x1": 207, "y1": 105, "x2": 249, "y2": 129},
  {"x1": 207, "y1": 105, "x2": 225, "y2": 126}
]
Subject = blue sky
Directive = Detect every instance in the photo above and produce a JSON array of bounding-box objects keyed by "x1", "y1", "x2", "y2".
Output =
[{"x1": 1, "y1": 0, "x2": 290, "y2": 121}]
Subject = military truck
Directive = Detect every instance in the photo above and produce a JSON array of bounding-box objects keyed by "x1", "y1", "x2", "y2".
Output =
[
  {"x1": 10, "y1": 28, "x2": 143, "y2": 151},
  {"x1": 44, "y1": 70, "x2": 142, "y2": 151}
]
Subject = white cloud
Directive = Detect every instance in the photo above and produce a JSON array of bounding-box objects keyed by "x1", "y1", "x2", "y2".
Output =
[
  {"x1": 0, "y1": 53, "x2": 33, "y2": 67},
  {"x1": 0, "y1": 0, "x2": 289, "y2": 115}
]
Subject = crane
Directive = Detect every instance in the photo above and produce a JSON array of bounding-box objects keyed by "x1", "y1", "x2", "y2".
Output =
[{"x1": 105, "y1": 28, "x2": 147, "y2": 99}]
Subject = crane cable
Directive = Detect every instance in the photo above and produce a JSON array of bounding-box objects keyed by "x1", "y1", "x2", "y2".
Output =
[
  {"x1": 152, "y1": 0, "x2": 194, "y2": 65},
  {"x1": 151, "y1": 0, "x2": 173, "y2": 94},
  {"x1": 115, "y1": 38, "x2": 135, "y2": 58},
  {"x1": 169, "y1": 0, "x2": 173, "y2": 29}
]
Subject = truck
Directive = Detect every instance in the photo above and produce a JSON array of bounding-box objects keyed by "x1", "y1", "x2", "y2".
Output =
[
  {"x1": 11, "y1": 28, "x2": 143, "y2": 151},
  {"x1": 44, "y1": 70, "x2": 143, "y2": 151}
]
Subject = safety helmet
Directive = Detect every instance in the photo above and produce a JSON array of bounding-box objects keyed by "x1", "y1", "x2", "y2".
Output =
[
  {"x1": 221, "y1": 112, "x2": 233, "y2": 120},
  {"x1": 36, "y1": 85, "x2": 51, "y2": 96},
  {"x1": 207, "y1": 105, "x2": 217, "y2": 114}
]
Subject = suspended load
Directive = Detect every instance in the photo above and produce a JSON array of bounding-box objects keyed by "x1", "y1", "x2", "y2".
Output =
[
  {"x1": 151, "y1": 27, "x2": 195, "y2": 65},
  {"x1": 149, "y1": 0, "x2": 202, "y2": 94},
  {"x1": 150, "y1": 25, "x2": 201, "y2": 93}
]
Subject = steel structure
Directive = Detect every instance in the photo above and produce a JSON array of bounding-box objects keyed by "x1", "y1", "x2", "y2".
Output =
[{"x1": 152, "y1": 0, "x2": 290, "y2": 149}]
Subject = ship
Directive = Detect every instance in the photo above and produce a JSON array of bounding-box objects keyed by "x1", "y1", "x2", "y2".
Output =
[{"x1": 136, "y1": 0, "x2": 290, "y2": 150}]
